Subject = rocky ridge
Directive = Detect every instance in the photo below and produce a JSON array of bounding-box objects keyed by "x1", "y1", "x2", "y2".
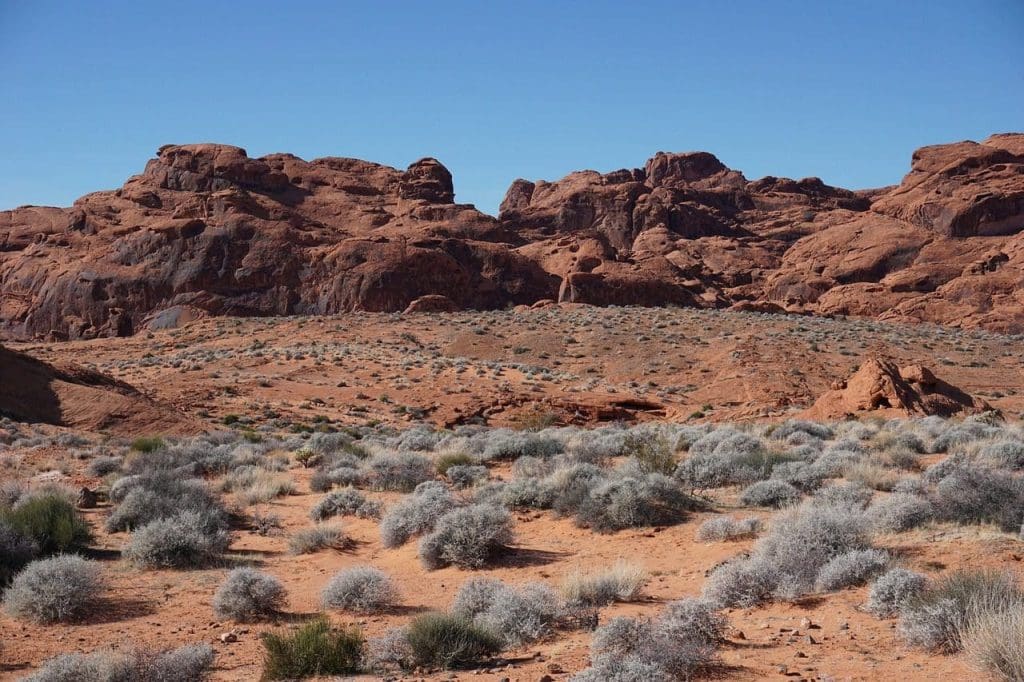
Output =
[{"x1": 1, "y1": 133, "x2": 1022, "y2": 339}]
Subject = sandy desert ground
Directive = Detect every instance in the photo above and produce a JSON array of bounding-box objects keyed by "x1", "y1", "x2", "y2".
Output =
[{"x1": 2, "y1": 306, "x2": 1024, "y2": 681}]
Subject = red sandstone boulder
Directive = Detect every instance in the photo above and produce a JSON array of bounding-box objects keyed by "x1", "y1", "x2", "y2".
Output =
[
  {"x1": 802, "y1": 357, "x2": 993, "y2": 420},
  {"x1": 0, "y1": 344, "x2": 198, "y2": 434},
  {"x1": 403, "y1": 294, "x2": 459, "y2": 313}
]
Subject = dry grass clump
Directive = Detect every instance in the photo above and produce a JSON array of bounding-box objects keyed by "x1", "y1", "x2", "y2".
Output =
[
  {"x1": 962, "y1": 604, "x2": 1024, "y2": 681},
  {"x1": 844, "y1": 460, "x2": 902, "y2": 492},
  {"x1": 561, "y1": 560, "x2": 648, "y2": 607},
  {"x1": 288, "y1": 525, "x2": 346, "y2": 555},
  {"x1": 237, "y1": 474, "x2": 296, "y2": 506},
  {"x1": 899, "y1": 569, "x2": 1024, "y2": 654},
  {"x1": 696, "y1": 515, "x2": 762, "y2": 542}
]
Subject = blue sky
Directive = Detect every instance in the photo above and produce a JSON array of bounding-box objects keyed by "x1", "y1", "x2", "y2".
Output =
[{"x1": 2, "y1": 1, "x2": 1022, "y2": 216}]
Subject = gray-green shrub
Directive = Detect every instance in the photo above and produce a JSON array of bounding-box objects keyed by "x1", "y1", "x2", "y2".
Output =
[
  {"x1": 3, "y1": 555, "x2": 102, "y2": 623},
  {"x1": 419, "y1": 504, "x2": 513, "y2": 570},
  {"x1": 123, "y1": 511, "x2": 229, "y2": 568},
  {"x1": 24, "y1": 644, "x2": 215, "y2": 682},
  {"x1": 575, "y1": 474, "x2": 701, "y2": 532},
  {"x1": 453, "y1": 579, "x2": 563, "y2": 647},
  {"x1": 379, "y1": 481, "x2": 457, "y2": 548},
  {"x1": 814, "y1": 549, "x2": 889, "y2": 591},
  {"x1": 322, "y1": 565, "x2": 398, "y2": 613},
  {"x1": 367, "y1": 451, "x2": 434, "y2": 491},
  {"x1": 867, "y1": 568, "x2": 927, "y2": 617},
  {"x1": 213, "y1": 568, "x2": 286, "y2": 621},
  {"x1": 310, "y1": 487, "x2": 382, "y2": 521},
  {"x1": 576, "y1": 598, "x2": 724, "y2": 681},
  {"x1": 739, "y1": 479, "x2": 800, "y2": 508}
]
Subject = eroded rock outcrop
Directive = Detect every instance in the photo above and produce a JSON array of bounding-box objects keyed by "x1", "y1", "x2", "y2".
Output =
[
  {"x1": 801, "y1": 357, "x2": 993, "y2": 420},
  {"x1": 1, "y1": 134, "x2": 1022, "y2": 339},
  {"x1": 499, "y1": 134, "x2": 1024, "y2": 331},
  {"x1": 0, "y1": 345, "x2": 198, "y2": 434},
  {"x1": 873, "y1": 134, "x2": 1024, "y2": 237},
  {"x1": 0, "y1": 144, "x2": 558, "y2": 339}
]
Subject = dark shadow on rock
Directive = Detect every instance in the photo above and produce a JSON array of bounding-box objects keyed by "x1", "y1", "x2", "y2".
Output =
[{"x1": 0, "y1": 345, "x2": 63, "y2": 425}]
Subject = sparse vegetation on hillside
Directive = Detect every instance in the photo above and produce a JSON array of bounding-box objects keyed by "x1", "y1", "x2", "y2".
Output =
[{"x1": 6, "y1": 407, "x2": 1024, "y2": 679}]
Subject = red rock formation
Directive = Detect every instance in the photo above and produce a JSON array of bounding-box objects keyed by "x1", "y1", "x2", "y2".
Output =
[
  {"x1": 1, "y1": 134, "x2": 1022, "y2": 339},
  {"x1": 801, "y1": 357, "x2": 993, "y2": 420},
  {"x1": 0, "y1": 144, "x2": 557, "y2": 339},
  {"x1": 0, "y1": 345, "x2": 198, "y2": 434},
  {"x1": 403, "y1": 294, "x2": 459, "y2": 313}
]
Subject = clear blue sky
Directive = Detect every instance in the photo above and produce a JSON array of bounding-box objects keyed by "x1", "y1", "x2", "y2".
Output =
[{"x1": 2, "y1": 1, "x2": 1022, "y2": 216}]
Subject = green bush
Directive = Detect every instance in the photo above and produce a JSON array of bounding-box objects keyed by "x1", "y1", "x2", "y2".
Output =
[
  {"x1": 405, "y1": 612, "x2": 502, "y2": 669},
  {"x1": 1, "y1": 493, "x2": 91, "y2": 555},
  {"x1": 436, "y1": 451, "x2": 474, "y2": 475},
  {"x1": 130, "y1": 436, "x2": 165, "y2": 453},
  {"x1": 624, "y1": 432, "x2": 676, "y2": 475},
  {"x1": 260, "y1": 617, "x2": 364, "y2": 680},
  {"x1": 294, "y1": 448, "x2": 321, "y2": 469}
]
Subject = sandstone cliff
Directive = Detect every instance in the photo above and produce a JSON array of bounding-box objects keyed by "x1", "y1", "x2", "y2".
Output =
[{"x1": 1, "y1": 134, "x2": 1021, "y2": 339}]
